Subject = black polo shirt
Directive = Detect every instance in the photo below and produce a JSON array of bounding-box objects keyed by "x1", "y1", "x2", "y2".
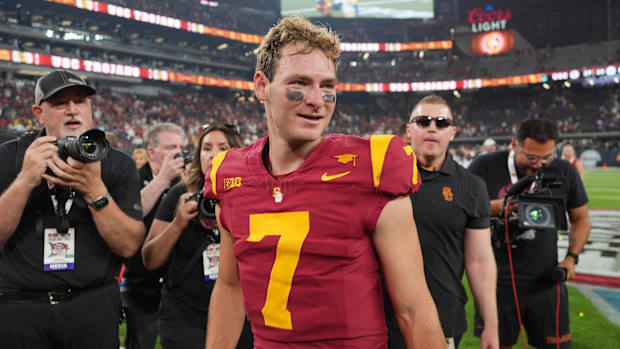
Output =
[
  {"x1": 413, "y1": 153, "x2": 491, "y2": 337},
  {"x1": 0, "y1": 133, "x2": 142, "y2": 292},
  {"x1": 155, "y1": 183, "x2": 215, "y2": 327},
  {"x1": 468, "y1": 150, "x2": 588, "y2": 287},
  {"x1": 122, "y1": 162, "x2": 168, "y2": 300}
]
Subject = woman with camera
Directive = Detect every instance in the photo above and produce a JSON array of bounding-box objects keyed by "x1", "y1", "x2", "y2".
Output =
[{"x1": 141, "y1": 124, "x2": 253, "y2": 349}]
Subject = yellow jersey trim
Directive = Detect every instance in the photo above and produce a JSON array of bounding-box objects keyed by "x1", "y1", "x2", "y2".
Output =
[
  {"x1": 370, "y1": 135, "x2": 394, "y2": 188},
  {"x1": 209, "y1": 150, "x2": 229, "y2": 196}
]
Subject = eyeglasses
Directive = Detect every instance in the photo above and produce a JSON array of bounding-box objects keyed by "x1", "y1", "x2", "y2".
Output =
[
  {"x1": 410, "y1": 116, "x2": 455, "y2": 129},
  {"x1": 519, "y1": 150, "x2": 556, "y2": 164}
]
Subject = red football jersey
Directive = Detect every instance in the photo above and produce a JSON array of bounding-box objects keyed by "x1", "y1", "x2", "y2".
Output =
[{"x1": 205, "y1": 134, "x2": 420, "y2": 348}]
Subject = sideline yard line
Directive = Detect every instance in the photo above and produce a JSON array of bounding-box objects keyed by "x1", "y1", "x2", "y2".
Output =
[{"x1": 570, "y1": 282, "x2": 620, "y2": 328}]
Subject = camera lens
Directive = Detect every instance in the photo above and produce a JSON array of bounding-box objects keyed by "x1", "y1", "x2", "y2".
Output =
[
  {"x1": 81, "y1": 140, "x2": 97, "y2": 154},
  {"x1": 528, "y1": 207, "x2": 544, "y2": 222},
  {"x1": 523, "y1": 203, "x2": 553, "y2": 228},
  {"x1": 60, "y1": 129, "x2": 110, "y2": 162}
]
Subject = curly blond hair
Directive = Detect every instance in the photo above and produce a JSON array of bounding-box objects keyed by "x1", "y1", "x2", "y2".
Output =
[{"x1": 255, "y1": 14, "x2": 341, "y2": 81}]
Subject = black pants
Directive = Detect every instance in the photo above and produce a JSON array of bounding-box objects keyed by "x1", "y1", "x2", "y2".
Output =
[
  {"x1": 122, "y1": 291, "x2": 159, "y2": 349},
  {"x1": 158, "y1": 297, "x2": 254, "y2": 349},
  {"x1": 0, "y1": 282, "x2": 121, "y2": 349},
  {"x1": 475, "y1": 283, "x2": 571, "y2": 349},
  {"x1": 383, "y1": 282, "x2": 463, "y2": 349}
]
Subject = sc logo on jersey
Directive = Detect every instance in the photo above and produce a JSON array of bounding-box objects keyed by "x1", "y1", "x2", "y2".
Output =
[{"x1": 224, "y1": 177, "x2": 242, "y2": 190}]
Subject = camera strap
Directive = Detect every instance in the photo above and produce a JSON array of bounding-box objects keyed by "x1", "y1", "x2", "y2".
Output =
[{"x1": 47, "y1": 181, "x2": 75, "y2": 235}]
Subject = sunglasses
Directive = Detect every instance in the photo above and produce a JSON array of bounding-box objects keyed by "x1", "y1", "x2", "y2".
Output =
[{"x1": 410, "y1": 116, "x2": 455, "y2": 129}]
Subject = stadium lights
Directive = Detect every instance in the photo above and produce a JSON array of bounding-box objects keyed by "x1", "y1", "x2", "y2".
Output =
[
  {"x1": 614, "y1": 77, "x2": 620, "y2": 84},
  {"x1": 390, "y1": 59, "x2": 396, "y2": 67},
  {"x1": 588, "y1": 79, "x2": 595, "y2": 86},
  {"x1": 419, "y1": 51, "x2": 425, "y2": 59},
  {"x1": 350, "y1": 61, "x2": 358, "y2": 67},
  {"x1": 362, "y1": 52, "x2": 370, "y2": 60},
  {"x1": 453, "y1": 90, "x2": 461, "y2": 98},
  {"x1": 17, "y1": 69, "x2": 48, "y2": 77},
  {"x1": 563, "y1": 81, "x2": 571, "y2": 88},
  {"x1": 217, "y1": 43, "x2": 228, "y2": 50},
  {"x1": 542, "y1": 83, "x2": 550, "y2": 90}
]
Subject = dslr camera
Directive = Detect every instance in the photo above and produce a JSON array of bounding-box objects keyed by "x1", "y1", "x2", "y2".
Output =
[
  {"x1": 185, "y1": 189, "x2": 219, "y2": 243},
  {"x1": 490, "y1": 167, "x2": 568, "y2": 249},
  {"x1": 54, "y1": 129, "x2": 110, "y2": 162},
  {"x1": 175, "y1": 149, "x2": 193, "y2": 165},
  {"x1": 185, "y1": 188, "x2": 217, "y2": 221}
]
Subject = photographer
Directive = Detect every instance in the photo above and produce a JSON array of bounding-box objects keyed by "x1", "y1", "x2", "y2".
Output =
[
  {"x1": 141, "y1": 124, "x2": 252, "y2": 349},
  {"x1": 468, "y1": 119, "x2": 591, "y2": 349},
  {"x1": 0, "y1": 69, "x2": 145, "y2": 348},
  {"x1": 122, "y1": 122, "x2": 187, "y2": 349}
]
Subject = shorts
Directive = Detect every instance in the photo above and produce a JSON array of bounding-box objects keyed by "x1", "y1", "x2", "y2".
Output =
[{"x1": 475, "y1": 283, "x2": 571, "y2": 349}]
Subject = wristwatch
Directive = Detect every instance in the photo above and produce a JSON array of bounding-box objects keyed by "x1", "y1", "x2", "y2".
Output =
[
  {"x1": 565, "y1": 251, "x2": 579, "y2": 264},
  {"x1": 87, "y1": 192, "x2": 110, "y2": 209}
]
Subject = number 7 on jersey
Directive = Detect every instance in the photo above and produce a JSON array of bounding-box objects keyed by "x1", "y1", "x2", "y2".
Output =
[{"x1": 248, "y1": 211, "x2": 310, "y2": 330}]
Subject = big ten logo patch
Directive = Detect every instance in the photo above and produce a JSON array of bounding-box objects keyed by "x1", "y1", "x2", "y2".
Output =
[
  {"x1": 224, "y1": 177, "x2": 242, "y2": 190},
  {"x1": 442, "y1": 186, "x2": 454, "y2": 202}
]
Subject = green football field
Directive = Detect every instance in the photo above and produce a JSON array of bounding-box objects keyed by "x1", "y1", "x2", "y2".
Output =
[
  {"x1": 582, "y1": 168, "x2": 620, "y2": 210},
  {"x1": 281, "y1": 0, "x2": 434, "y2": 19},
  {"x1": 459, "y1": 282, "x2": 620, "y2": 349}
]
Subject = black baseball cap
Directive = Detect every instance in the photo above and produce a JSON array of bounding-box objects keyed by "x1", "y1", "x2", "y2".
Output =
[{"x1": 34, "y1": 70, "x2": 96, "y2": 105}]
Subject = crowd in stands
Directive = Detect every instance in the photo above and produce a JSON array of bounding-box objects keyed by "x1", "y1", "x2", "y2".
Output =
[
  {"x1": 2, "y1": 78, "x2": 618, "y2": 153},
  {"x1": 0, "y1": 5, "x2": 256, "y2": 79},
  {"x1": 4, "y1": 0, "x2": 619, "y2": 87},
  {"x1": 105, "y1": 0, "x2": 278, "y2": 35}
]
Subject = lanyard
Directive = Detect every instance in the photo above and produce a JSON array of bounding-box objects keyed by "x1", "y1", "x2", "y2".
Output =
[
  {"x1": 47, "y1": 181, "x2": 75, "y2": 214},
  {"x1": 507, "y1": 150, "x2": 536, "y2": 192},
  {"x1": 47, "y1": 181, "x2": 75, "y2": 234},
  {"x1": 507, "y1": 150, "x2": 519, "y2": 184}
]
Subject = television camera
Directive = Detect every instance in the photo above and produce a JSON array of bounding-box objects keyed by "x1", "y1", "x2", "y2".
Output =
[{"x1": 490, "y1": 167, "x2": 568, "y2": 249}]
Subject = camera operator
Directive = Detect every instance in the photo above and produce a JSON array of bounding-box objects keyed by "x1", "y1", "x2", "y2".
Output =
[
  {"x1": 0, "y1": 69, "x2": 145, "y2": 348},
  {"x1": 141, "y1": 123, "x2": 252, "y2": 349},
  {"x1": 468, "y1": 119, "x2": 590, "y2": 349},
  {"x1": 122, "y1": 122, "x2": 187, "y2": 349}
]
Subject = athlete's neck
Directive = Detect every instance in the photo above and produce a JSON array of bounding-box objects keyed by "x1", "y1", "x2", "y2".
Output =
[{"x1": 266, "y1": 136, "x2": 322, "y2": 176}]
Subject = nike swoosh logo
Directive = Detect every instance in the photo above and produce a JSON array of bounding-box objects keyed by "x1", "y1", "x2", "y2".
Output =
[{"x1": 321, "y1": 171, "x2": 351, "y2": 182}]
